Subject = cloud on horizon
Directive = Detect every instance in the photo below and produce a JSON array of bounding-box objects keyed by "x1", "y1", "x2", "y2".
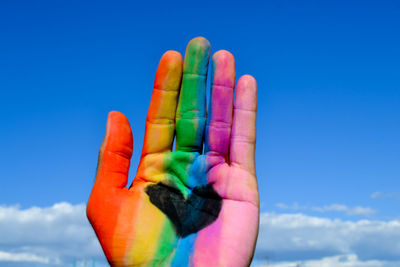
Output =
[
  {"x1": 1, "y1": 202, "x2": 400, "y2": 266},
  {"x1": 370, "y1": 191, "x2": 400, "y2": 200},
  {"x1": 275, "y1": 202, "x2": 376, "y2": 216},
  {"x1": 252, "y1": 254, "x2": 400, "y2": 267},
  {"x1": 0, "y1": 202, "x2": 106, "y2": 266},
  {"x1": 255, "y1": 211, "x2": 400, "y2": 265}
]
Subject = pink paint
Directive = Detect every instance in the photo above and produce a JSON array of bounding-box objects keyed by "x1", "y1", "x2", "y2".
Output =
[{"x1": 192, "y1": 200, "x2": 259, "y2": 266}]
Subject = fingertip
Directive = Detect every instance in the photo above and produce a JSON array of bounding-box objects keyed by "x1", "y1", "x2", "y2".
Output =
[
  {"x1": 238, "y1": 75, "x2": 257, "y2": 89},
  {"x1": 155, "y1": 50, "x2": 183, "y2": 91},
  {"x1": 108, "y1": 110, "x2": 125, "y2": 118},
  {"x1": 236, "y1": 75, "x2": 257, "y2": 111},
  {"x1": 161, "y1": 50, "x2": 183, "y2": 66},
  {"x1": 107, "y1": 111, "x2": 130, "y2": 127},
  {"x1": 184, "y1": 37, "x2": 211, "y2": 75},
  {"x1": 188, "y1": 36, "x2": 211, "y2": 51},
  {"x1": 105, "y1": 111, "x2": 133, "y2": 148},
  {"x1": 212, "y1": 49, "x2": 234, "y2": 62},
  {"x1": 212, "y1": 50, "x2": 236, "y2": 87}
]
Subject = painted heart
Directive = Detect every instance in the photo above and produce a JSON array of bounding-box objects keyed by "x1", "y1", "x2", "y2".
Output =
[{"x1": 145, "y1": 183, "x2": 222, "y2": 237}]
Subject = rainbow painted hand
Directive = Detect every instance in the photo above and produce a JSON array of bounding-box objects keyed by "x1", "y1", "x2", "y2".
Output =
[{"x1": 87, "y1": 37, "x2": 259, "y2": 267}]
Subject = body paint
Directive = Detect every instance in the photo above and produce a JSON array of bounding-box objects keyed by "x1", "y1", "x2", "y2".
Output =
[
  {"x1": 176, "y1": 38, "x2": 210, "y2": 153},
  {"x1": 88, "y1": 38, "x2": 259, "y2": 267},
  {"x1": 145, "y1": 182, "x2": 222, "y2": 238}
]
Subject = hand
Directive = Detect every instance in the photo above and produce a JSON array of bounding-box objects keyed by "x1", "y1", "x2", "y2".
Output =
[{"x1": 87, "y1": 37, "x2": 259, "y2": 267}]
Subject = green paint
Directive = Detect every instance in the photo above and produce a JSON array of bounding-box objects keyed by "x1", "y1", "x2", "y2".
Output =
[
  {"x1": 145, "y1": 37, "x2": 212, "y2": 266},
  {"x1": 151, "y1": 218, "x2": 177, "y2": 266},
  {"x1": 183, "y1": 37, "x2": 210, "y2": 75},
  {"x1": 176, "y1": 38, "x2": 210, "y2": 152}
]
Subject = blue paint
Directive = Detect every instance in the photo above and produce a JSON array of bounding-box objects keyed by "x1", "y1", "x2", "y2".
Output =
[{"x1": 171, "y1": 233, "x2": 198, "y2": 267}]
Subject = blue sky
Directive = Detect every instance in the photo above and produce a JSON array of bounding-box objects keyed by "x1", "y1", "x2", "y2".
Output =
[{"x1": 0, "y1": 0, "x2": 399, "y2": 266}]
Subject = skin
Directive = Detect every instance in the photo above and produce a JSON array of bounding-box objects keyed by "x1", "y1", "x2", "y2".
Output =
[{"x1": 87, "y1": 37, "x2": 259, "y2": 267}]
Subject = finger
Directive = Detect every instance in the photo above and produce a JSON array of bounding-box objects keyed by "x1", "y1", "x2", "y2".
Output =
[
  {"x1": 205, "y1": 50, "x2": 235, "y2": 157},
  {"x1": 176, "y1": 37, "x2": 210, "y2": 152},
  {"x1": 142, "y1": 51, "x2": 183, "y2": 155},
  {"x1": 95, "y1": 111, "x2": 133, "y2": 188},
  {"x1": 230, "y1": 75, "x2": 257, "y2": 175}
]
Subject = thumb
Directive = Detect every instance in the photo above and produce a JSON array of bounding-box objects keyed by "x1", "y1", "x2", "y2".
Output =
[{"x1": 95, "y1": 111, "x2": 133, "y2": 188}]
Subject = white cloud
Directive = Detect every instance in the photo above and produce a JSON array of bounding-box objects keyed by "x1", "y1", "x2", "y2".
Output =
[
  {"x1": 312, "y1": 204, "x2": 376, "y2": 216},
  {"x1": 346, "y1": 206, "x2": 376, "y2": 216},
  {"x1": 311, "y1": 203, "x2": 347, "y2": 212},
  {"x1": 370, "y1": 191, "x2": 400, "y2": 200},
  {"x1": 255, "y1": 212, "x2": 400, "y2": 264},
  {"x1": 0, "y1": 251, "x2": 54, "y2": 264},
  {"x1": 371, "y1": 191, "x2": 382, "y2": 199},
  {"x1": 1, "y1": 202, "x2": 400, "y2": 266},
  {"x1": 253, "y1": 254, "x2": 400, "y2": 267},
  {"x1": 0, "y1": 202, "x2": 107, "y2": 266},
  {"x1": 275, "y1": 202, "x2": 376, "y2": 216}
]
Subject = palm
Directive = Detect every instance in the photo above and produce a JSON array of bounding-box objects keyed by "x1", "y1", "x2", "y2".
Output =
[{"x1": 88, "y1": 37, "x2": 258, "y2": 267}]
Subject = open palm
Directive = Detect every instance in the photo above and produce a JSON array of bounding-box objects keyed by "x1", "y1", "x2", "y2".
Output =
[{"x1": 87, "y1": 37, "x2": 259, "y2": 267}]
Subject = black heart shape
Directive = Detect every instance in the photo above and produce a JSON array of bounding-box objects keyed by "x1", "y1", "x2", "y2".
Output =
[{"x1": 145, "y1": 183, "x2": 222, "y2": 237}]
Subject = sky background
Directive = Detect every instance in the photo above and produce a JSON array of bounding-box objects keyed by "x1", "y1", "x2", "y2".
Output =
[{"x1": 0, "y1": 0, "x2": 399, "y2": 266}]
